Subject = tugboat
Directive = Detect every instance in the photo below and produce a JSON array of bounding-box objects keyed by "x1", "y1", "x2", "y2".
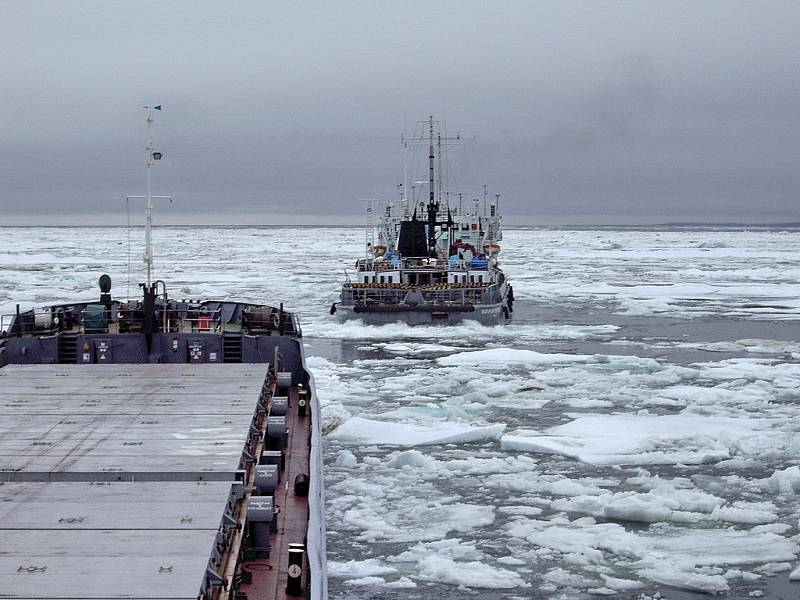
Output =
[
  {"x1": 333, "y1": 116, "x2": 513, "y2": 325},
  {"x1": 0, "y1": 108, "x2": 327, "y2": 600}
]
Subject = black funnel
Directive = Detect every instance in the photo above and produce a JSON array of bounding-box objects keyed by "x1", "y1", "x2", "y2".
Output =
[{"x1": 397, "y1": 219, "x2": 427, "y2": 257}]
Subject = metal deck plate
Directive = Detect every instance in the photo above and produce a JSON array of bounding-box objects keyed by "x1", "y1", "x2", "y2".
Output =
[
  {"x1": 0, "y1": 481, "x2": 235, "y2": 529},
  {"x1": 1, "y1": 531, "x2": 219, "y2": 599},
  {"x1": 0, "y1": 363, "x2": 267, "y2": 599},
  {"x1": 0, "y1": 364, "x2": 265, "y2": 477}
]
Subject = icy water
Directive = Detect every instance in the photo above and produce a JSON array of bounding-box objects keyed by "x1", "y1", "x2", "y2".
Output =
[{"x1": 1, "y1": 226, "x2": 799, "y2": 599}]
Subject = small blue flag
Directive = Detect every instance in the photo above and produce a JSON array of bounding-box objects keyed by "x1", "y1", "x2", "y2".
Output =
[{"x1": 153, "y1": 105, "x2": 162, "y2": 111}]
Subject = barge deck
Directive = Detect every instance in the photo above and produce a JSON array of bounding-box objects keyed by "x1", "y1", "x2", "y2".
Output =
[{"x1": 0, "y1": 363, "x2": 325, "y2": 599}]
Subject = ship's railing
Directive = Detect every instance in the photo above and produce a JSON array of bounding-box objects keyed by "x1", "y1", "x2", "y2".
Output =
[
  {"x1": 239, "y1": 312, "x2": 300, "y2": 336},
  {"x1": 133, "y1": 307, "x2": 300, "y2": 336},
  {"x1": 149, "y1": 308, "x2": 300, "y2": 336},
  {"x1": 341, "y1": 284, "x2": 502, "y2": 306},
  {"x1": 1, "y1": 308, "x2": 77, "y2": 337},
  {"x1": 344, "y1": 281, "x2": 491, "y2": 288},
  {"x1": 2, "y1": 304, "x2": 302, "y2": 337},
  {"x1": 107, "y1": 306, "x2": 226, "y2": 334},
  {"x1": 356, "y1": 257, "x2": 491, "y2": 272}
]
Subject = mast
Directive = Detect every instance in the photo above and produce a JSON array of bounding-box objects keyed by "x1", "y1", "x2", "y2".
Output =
[
  {"x1": 127, "y1": 105, "x2": 172, "y2": 288},
  {"x1": 121, "y1": 105, "x2": 172, "y2": 352},
  {"x1": 144, "y1": 108, "x2": 155, "y2": 287},
  {"x1": 427, "y1": 116, "x2": 438, "y2": 256},
  {"x1": 428, "y1": 116, "x2": 435, "y2": 206},
  {"x1": 399, "y1": 116, "x2": 473, "y2": 257}
]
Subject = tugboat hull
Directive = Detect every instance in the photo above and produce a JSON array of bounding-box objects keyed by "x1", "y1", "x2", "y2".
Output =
[{"x1": 336, "y1": 301, "x2": 507, "y2": 325}]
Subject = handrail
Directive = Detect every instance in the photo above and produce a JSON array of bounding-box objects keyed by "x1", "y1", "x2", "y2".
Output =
[
  {"x1": 3, "y1": 305, "x2": 301, "y2": 337},
  {"x1": 356, "y1": 256, "x2": 491, "y2": 272},
  {"x1": 340, "y1": 284, "x2": 501, "y2": 307}
]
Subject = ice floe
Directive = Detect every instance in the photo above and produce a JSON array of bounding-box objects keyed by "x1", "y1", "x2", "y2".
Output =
[
  {"x1": 327, "y1": 558, "x2": 398, "y2": 578},
  {"x1": 387, "y1": 539, "x2": 528, "y2": 589},
  {"x1": 437, "y1": 348, "x2": 595, "y2": 366},
  {"x1": 507, "y1": 516, "x2": 798, "y2": 593},
  {"x1": 551, "y1": 482, "x2": 778, "y2": 525},
  {"x1": 415, "y1": 555, "x2": 527, "y2": 588},
  {"x1": 502, "y1": 413, "x2": 788, "y2": 465},
  {"x1": 327, "y1": 416, "x2": 505, "y2": 447},
  {"x1": 762, "y1": 466, "x2": 800, "y2": 494}
]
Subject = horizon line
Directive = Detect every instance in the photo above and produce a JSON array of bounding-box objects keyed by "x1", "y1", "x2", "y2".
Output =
[{"x1": 1, "y1": 221, "x2": 799, "y2": 229}]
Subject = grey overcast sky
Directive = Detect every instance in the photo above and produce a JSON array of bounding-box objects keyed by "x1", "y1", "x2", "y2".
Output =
[{"x1": 1, "y1": 1, "x2": 799, "y2": 225}]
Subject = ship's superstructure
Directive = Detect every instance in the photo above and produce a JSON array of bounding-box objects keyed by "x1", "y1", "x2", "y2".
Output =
[
  {"x1": 0, "y1": 107, "x2": 326, "y2": 600},
  {"x1": 334, "y1": 116, "x2": 513, "y2": 325}
]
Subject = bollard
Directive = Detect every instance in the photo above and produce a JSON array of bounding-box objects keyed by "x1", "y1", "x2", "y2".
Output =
[
  {"x1": 298, "y1": 396, "x2": 307, "y2": 417},
  {"x1": 286, "y1": 547, "x2": 304, "y2": 596},
  {"x1": 294, "y1": 473, "x2": 309, "y2": 496}
]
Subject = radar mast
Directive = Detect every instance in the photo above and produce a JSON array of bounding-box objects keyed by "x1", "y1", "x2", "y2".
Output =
[{"x1": 127, "y1": 105, "x2": 172, "y2": 287}]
